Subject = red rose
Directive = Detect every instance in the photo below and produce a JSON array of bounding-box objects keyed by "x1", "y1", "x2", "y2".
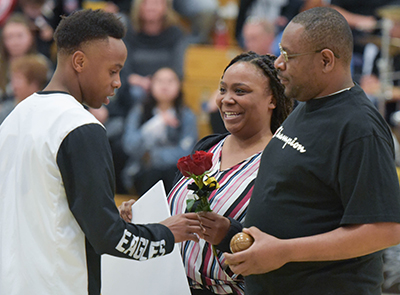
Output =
[
  {"x1": 177, "y1": 155, "x2": 193, "y2": 177},
  {"x1": 192, "y1": 151, "x2": 213, "y2": 172},
  {"x1": 177, "y1": 151, "x2": 213, "y2": 177}
]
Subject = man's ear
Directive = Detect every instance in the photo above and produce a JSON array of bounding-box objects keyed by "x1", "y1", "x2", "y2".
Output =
[
  {"x1": 321, "y1": 49, "x2": 335, "y2": 73},
  {"x1": 71, "y1": 51, "x2": 85, "y2": 73}
]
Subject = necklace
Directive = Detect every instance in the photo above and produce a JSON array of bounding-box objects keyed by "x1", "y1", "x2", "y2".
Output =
[{"x1": 315, "y1": 87, "x2": 352, "y2": 99}]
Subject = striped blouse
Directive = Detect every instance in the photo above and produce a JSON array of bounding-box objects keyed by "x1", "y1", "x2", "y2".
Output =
[{"x1": 167, "y1": 137, "x2": 262, "y2": 295}]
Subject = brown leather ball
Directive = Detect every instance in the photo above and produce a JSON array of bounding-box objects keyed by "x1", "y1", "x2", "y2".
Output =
[{"x1": 230, "y1": 232, "x2": 254, "y2": 253}]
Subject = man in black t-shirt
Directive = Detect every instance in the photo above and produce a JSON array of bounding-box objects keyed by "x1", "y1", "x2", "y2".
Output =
[{"x1": 211, "y1": 7, "x2": 400, "y2": 295}]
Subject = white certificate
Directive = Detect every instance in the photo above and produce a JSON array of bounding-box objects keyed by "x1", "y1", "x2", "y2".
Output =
[{"x1": 101, "y1": 181, "x2": 191, "y2": 295}]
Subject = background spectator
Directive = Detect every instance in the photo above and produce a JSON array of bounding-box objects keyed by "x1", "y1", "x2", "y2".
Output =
[
  {"x1": 329, "y1": 0, "x2": 397, "y2": 82},
  {"x1": 103, "y1": 0, "x2": 189, "y2": 193},
  {"x1": 121, "y1": 67, "x2": 197, "y2": 195},
  {"x1": 109, "y1": 0, "x2": 188, "y2": 117},
  {"x1": 16, "y1": 0, "x2": 56, "y2": 60},
  {"x1": 172, "y1": 0, "x2": 218, "y2": 44},
  {"x1": 235, "y1": 0, "x2": 304, "y2": 47},
  {"x1": 0, "y1": 54, "x2": 49, "y2": 124},
  {"x1": 242, "y1": 16, "x2": 276, "y2": 54},
  {"x1": 0, "y1": 13, "x2": 37, "y2": 100}
]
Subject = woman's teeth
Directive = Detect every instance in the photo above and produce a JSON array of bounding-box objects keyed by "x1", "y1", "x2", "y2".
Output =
[{"x1": 225, "y1": 112, "x2": 240, "y2": 118}]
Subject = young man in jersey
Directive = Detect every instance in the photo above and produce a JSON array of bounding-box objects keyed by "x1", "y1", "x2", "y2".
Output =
[{"x1": 0, "y1": 9, "x2": 203, "y2": 295}]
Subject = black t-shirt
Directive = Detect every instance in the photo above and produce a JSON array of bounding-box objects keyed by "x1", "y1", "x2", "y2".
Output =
[{"x1": 244, "y1": 85, "x2": 400, "y2": 295}]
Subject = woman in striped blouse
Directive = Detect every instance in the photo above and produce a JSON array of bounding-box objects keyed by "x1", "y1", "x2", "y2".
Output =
[
  {"x1": 168, "y1": 52, "x2": 293, "y2": 295},
  {"x1": 119, "y1": 51, "x2": 292, "y2": 294}
]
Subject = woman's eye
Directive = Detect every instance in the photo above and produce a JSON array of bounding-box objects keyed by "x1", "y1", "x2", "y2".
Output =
[
  {"x1": 219, "y1": 87, "x2": 226, "y2": 94},
  {"x1": 235, "y1": 89, "x2": 246, "y2": 94}
]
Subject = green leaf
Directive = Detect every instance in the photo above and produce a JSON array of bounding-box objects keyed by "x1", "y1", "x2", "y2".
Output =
[
  {"x1": 195, "y1": 199, "x2": 212, "y2": 212},
  {"x1": 186, "y1": 199, "x2": 195, "y2": 212}
]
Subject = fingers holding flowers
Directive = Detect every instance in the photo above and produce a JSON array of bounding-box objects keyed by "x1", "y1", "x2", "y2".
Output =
[{"x1": 160, "y1": 213, "x2": 205, "y2": 243}]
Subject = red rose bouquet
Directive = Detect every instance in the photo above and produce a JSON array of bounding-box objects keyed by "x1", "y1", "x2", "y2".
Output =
[{"x1": 177, "y1": 151, "x2": 219, "y2": 212}]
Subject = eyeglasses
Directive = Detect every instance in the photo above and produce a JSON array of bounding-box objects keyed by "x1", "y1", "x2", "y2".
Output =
[{"x1": 278, "y1": 43, "x2": 340, "y2": 62}]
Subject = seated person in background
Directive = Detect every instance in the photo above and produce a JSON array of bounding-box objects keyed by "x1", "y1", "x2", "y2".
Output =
[
  {"x1": 0, "y1": 54, "x2": 49, "y2": 124},
  {"x1": 120, "y1": 52, "x2": 293, "y2": 295},
  {"x1": 108, "y1": 0, "x2": 188, "y2": 118},
  {"x1": 121, "y1": 67, "x2": 197, "y2": 195}
]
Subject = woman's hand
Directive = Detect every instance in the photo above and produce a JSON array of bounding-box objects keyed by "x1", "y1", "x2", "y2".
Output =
[{"x1": 197, "y1": 211, "x2": 231, "y2": 245}]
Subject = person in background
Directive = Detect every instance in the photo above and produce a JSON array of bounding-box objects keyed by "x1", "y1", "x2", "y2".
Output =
[
  {"x1": 16, "y1": 0, "x2": 56, "y2": 60},
  {"x1": 234, "y1": 0, "x2": 304, "y2": 47},
  {"x1": 329, "y1": 0, "x2": 396, "y2": 82},
  {"x1": 201, "y1": 7, "x2": 400, "y2": 295},
  {"x1": 172, "y1": 0, "x2": 218, "y2": 44},
  {"x1": 0, "y1": 9, "x2": 203, "y2": 295},
  {"x1": 0, "y1": 54, "x2": 49, "y2": 124},
  {"x1": 242, "y1": 17, "x2": 276, "y2": 55},
  {"x1": 104, "y1": 0, "x2": 188, "y2": 191},
  {"x1": 128, "y1": 0, "x2": 218, "y2": 44},
  {"x1": 0, "y1": 13, "x2": 37, "y2": 100},
  {"x1": 121, "y1": 67, "x2": 197, "y2": 195},
  {"x1": 108, "y1": 0, "x2": 187, "y2": 117},
  {"x1": 120, "y1": 52, "x2": 293, "y2": 295}
]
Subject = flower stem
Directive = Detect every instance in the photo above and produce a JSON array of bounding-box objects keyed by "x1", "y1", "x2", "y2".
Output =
[{"x1": 211, "y1": 244, "x2": 218, "y2": 257}]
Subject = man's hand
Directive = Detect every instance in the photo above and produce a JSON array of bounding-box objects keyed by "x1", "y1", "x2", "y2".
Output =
[
  {"x1": 118, "y1": 199, "x2": 136, "y2": 222},
  {"x1": 223, "y1": 227, "x2": 288, "y2": 276},
  {"x1": 119, "y1": 201, "x2": 204, "y2": 243},
  {"x1": 160, "y1": 213, "x2": 205, "y2": 243}
]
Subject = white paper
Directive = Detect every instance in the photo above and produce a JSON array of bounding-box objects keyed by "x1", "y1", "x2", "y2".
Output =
[{"x1": 101, "y1": 181, "x2": 191, "y2": 295}]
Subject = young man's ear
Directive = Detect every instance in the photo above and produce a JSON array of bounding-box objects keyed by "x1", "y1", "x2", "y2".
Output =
[{"x1": 72, "y1": 51, "x2": 85, "y2": 72}]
